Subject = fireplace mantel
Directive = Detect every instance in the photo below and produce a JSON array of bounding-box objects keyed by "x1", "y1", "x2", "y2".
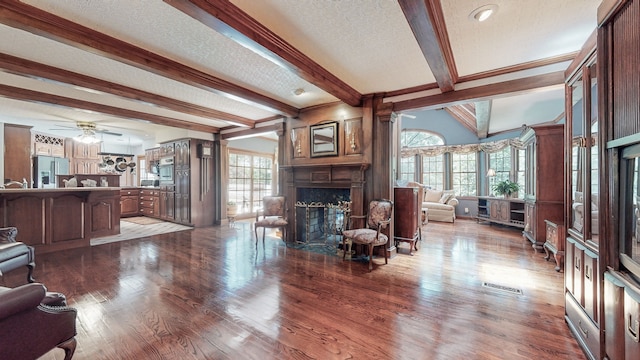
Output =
[{"x1": 282, "y1": 162, "x2": 369, "y2": 242}]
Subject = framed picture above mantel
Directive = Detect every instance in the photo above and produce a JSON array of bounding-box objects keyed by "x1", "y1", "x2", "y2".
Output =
[{"x1": 310, "y1": 122, "x2": 338, "y2": 157}]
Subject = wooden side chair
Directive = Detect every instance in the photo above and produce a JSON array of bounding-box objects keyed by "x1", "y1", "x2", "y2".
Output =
[
  {"x1": 342, "y1": 199, "x2": 393, "y2": 271},
  {"x1": 254, "y1": 196, "x2": 288, "y2": 246}
]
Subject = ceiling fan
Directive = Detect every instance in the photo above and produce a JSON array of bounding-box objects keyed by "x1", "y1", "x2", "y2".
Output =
[{"x1": 49, "y1": 121, "x2": 123, "y2": 137}]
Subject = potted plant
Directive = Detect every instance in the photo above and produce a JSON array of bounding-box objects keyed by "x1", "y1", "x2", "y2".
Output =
[
  {"x1": 226, "y1": 201, "x2": 238, "y2": 217},
  {"x1": 493, "y1": 180, "x2": 520, "y2": 198}
]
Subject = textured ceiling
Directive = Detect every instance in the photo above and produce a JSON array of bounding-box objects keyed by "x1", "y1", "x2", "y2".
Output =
[{"x1": 0, "y1": 0, "x2": 601, "y2": 147}]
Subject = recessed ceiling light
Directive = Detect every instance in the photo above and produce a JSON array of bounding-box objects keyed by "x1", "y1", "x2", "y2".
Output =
[
  {"x1": 293, "y1": 88, "x2": 305, "y2": 96},
  {"x1": 469, "y1": 4, "x2": 498, "y2": 22}
]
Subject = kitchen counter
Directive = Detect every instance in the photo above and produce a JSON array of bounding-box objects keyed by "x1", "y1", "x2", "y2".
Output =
[{"x1": 0, "y1": 187, "x2": 121, "y2": 253}]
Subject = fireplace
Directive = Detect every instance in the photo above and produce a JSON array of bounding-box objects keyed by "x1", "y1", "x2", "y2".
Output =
[
  {"x1": 295, "y1": 188, "x2": 350, "y2": 244},
  {"x1": 283, "y1": 163, "x2": 369, "y2": 243}
]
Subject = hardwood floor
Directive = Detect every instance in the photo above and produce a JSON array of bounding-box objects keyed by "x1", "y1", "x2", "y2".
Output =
[{"x1": 2, "y1": 219, "x2": 585, "y2": 359}]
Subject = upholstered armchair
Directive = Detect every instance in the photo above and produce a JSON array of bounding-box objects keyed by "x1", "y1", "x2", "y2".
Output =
[
  {"x1": 0, "y1": 283, "x2": 77, "y2": 359},
  {"x1": 0, "y1": 226, "x2": 35, "y2": 283},
  {"x1": 342, "y1": 199, "x2": 393, "y2": 271},
  {"x1": 572, "y1": 191, "x2": 599, "y2": 235},
  {"x1": 254, "y1": 196, "x2": 288, "y2": 245}
]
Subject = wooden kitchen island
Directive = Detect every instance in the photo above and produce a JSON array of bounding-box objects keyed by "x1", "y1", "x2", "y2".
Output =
[{"x1": 0, "y1": 187, "x2": 120, "y2": 254}]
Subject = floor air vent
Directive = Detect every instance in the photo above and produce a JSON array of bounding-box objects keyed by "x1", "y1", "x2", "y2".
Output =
[{"x1": 482, "y1": 282, "x2": 523, "y2": 295}]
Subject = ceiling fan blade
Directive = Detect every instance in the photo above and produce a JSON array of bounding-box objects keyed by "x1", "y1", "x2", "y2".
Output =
[{"x1": 95, "y1": 129, "x2": 122, "y2": 136}]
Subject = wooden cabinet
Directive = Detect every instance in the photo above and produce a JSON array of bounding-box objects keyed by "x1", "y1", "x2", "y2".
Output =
[
  {"x1": 566, "y1": 235, "x2": 600, "y2": 359},
  {"x1": 175, "y1": 169, "x2": 190, "y2": 224},
  {"x1": 33, "y1": 134, "x2": 65, "y2": 157},
  {"x1": 120, "y1": 188, "x2": 139, "y2": 217},
  {"x1": 88, "y1": 190, "x2": 121, "y2": 238},
  {"x1": 71, "y1": 142, "x2": 100, "y2": 174},
  {"x1": 175, "y1": 140, "x2": 190, "y2": 169},
  {"x1": 394, "y1": 187, "x2": 420, "y2": 255},
  {"x1": 139, "y1": 189, "x2": 159, "y2": 217},
  {"x1": 4, "y1": 124, "x2": 32, "y2": 183},
  {"x1": 160, "y1": 185, "x2": 175, "y2": 221},
  {"x1": 520, "y1": 124, "x2": 564, "y2": 251},
  {"x1": 564, "y1": 35, "x2": 602, "y2": 360},
  {"x1": 160, "y1": 143, "x2": 174, "y2": 157},
  {"x1": 543, "y1": 220, "x2": 565, "y2": 272},
  {"x1": 73, "y1": 142, "x2": 100, "y2": 160},
  {"x1": 476, "y1": 197, "x2": 524, "y2": 228}
]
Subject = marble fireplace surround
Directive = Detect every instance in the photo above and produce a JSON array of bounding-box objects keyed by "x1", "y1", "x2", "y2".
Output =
[{"x1": 282, "y1": 163, "x2": 369, "y2": 242}]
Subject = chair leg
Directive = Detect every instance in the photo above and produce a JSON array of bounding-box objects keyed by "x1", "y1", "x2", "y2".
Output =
[
  {"x1": 262, "y1": 228, "x2": 266, "y2": 245},
  {"x1": 383, "y1": 243, "x2": 388, "y2": 264},
  {"x1": 58, "y1": 337, "x2": 77, "y2": 360},
  {"x1": 27, "y1": 262, "x2": 35, "y2": 283},
  {"x1": 368, "y1": 244, "x2": 374, "y2": 271}
]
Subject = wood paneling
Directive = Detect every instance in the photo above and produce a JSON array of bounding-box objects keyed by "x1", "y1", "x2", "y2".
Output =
[
  {"x1": 611, "y1": 0, "x2": 640, "y2": 139},
  {"x1": 3, "y1": 123, "x2": 31, "y2": 183},
  {"x1": 0, "y1": 188, "x2": 120, "y2": 253}
]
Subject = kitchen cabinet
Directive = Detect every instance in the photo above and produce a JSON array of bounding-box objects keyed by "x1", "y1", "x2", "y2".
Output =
[
  {"x1": 160, "y1": 185, "x2": 175, "y2": 221},
  {"x1": 175, "y1": 169, "x2": 190, "y2": 224},
  {"x1": 33, "y1": 134, "x2": 65, "y2": 157},
  {"x1": 120, "y1": 188, "x2": 139, "y2": 217},
  {"x1": 139, "y1": 189, "x2": 159, "y2": 217},
  {"x1": 73, "y1": 142, "x2": 100, "y2": 160}
]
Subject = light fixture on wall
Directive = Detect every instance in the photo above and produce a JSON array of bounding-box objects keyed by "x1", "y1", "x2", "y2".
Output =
[
  {"x1": 290, "y1": 129, "x2": 301, "y2": 155},
  {"x1": 469, "y1": 4, "x2": 498, "y2": 22}
]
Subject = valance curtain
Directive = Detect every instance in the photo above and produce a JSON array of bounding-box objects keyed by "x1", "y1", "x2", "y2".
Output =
[{"x1": 400, "y1": 138, "x2": 526, "y2": 158}]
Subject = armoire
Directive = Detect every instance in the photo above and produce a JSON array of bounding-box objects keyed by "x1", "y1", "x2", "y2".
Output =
[{"x1": 564, "y1": 1, "x2": 640, "y2": 359}]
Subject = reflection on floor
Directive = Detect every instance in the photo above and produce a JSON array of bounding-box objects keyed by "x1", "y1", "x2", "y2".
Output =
[{"x1": 91, "y1": 219, "x2": 193, "y2": 246}]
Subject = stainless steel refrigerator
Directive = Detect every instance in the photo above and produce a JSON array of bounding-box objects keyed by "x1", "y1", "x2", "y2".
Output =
[{"x1": 33, "y1": 156, "x2": 70, "y2": 188}]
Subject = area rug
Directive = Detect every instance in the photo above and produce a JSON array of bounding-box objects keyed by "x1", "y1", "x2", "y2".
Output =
[
  {"x1": 122, "y1": 216, "x2": 164, "y2": 225},
  {"x1": 91, "y1": 220, "x2": 192, "y2": 246}
]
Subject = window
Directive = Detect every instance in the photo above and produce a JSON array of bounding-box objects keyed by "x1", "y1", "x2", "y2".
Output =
[
  {"x1": 401, "y1": 130, "x2": 444, "y2": 147},
  {"x1": 421, "y1": 155, "x2": 444, "y2": 189},
  {"x1": 516, "y1": 148, "x2": 526, "y2": 199},
  {"x1": 452, "y1": 153, "x2": 477, "y2": 196},
  {"x1": 488, "y1": 146, "x2": 511, "y2": 183},
  {"x1": 228, "y1": 151, "x2": 274, "y2": 215},
  {"x1": 400, "y1": 156, "x2": 416, "y2": 182}
]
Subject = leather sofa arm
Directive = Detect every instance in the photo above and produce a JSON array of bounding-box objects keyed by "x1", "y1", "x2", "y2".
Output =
[
  {"x1": 0, "y1": 227, "x2": 18, "y2": 244},
  {"x1": 0, "y1": 283, "x2": 46, "y2": 320}
]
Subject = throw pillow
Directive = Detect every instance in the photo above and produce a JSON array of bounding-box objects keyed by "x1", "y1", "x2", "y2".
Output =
[
  {"x1": 425, "y1": 189, "x2": 443, "y2": 203},
  {"x1": 438, "y1": 193, "x2": 452, "y2": 204}
]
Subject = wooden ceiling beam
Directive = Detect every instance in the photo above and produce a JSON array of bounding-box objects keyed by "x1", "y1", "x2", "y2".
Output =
[
  {"x1": 445, "y1": 104, "x2": 477, "y2": 135},
  {"x1": 165, "y1": 0, "x2": 362, "y2": 107},
  {"x1": 398, "y1": 0, "x2": 457, "y2": 93},
  {"x1": 475, "y1": 100, "x2": 492, "y2": 139},
  {"x1": 0, "y1": 84, "x2": 219, "y2": 133},
  {"x1": 0, "y1": 0, "x2": 298, "y2": 116},
  {"x1": 393, "y1": 71, "x2": 565, "y2": 111},
  {"x1": 0, "y1": 53, "x2": 256, "y2": 128}
]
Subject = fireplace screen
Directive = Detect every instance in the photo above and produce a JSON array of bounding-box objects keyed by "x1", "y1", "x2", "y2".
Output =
[{"x1": 295, "y1": 187, "x2": 351, "y2": 247}]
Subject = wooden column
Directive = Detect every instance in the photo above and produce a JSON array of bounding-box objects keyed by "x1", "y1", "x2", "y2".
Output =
[
  {"x1": 373, "y1": 99, "x2": 397, "y2": 257},
  {"x1": 213, "y1": 135, "x2": 227, "y2": 225}
]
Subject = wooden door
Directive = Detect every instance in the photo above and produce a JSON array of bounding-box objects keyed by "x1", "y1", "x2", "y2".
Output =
[{"x1": 4, "y1": 124, "x2": 32, "y2": 183}]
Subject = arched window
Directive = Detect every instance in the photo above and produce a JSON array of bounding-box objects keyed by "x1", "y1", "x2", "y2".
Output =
[
  {"x1": 401, "y1": 130, "x2": 444, "y2": 147},
  {"x1": 400, "y1": 130, "x2": 445, "y2": 187}
]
